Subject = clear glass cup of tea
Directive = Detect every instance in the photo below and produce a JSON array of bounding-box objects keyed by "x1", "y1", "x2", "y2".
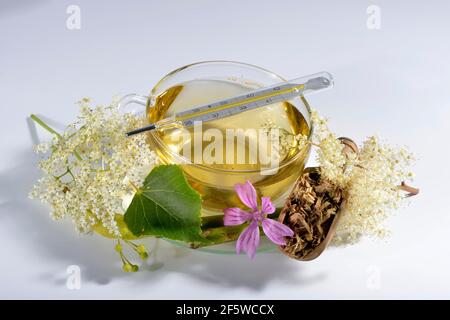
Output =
[{"x1": 120, "y1": 61, "x2": 313, "y2": 216}]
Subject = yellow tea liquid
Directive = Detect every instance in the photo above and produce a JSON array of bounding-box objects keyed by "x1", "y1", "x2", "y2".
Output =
[{"x1": 147, "y1": 79, "x2": 311, "y2": 214}]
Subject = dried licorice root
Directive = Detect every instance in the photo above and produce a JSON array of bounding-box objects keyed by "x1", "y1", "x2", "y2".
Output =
[{"x1": 278, "y1": 167, "x2": 344, "y2": 260}]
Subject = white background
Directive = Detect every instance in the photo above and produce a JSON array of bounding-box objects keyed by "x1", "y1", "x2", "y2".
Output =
[{"x1": 1, "y1": 0, "x2": 449, "y2": 299}]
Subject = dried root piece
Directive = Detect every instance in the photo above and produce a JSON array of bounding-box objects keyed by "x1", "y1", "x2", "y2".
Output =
[
  {"x1": 278, "y1": 167, "x2": 344, "y2": 261},
  {"x1": 277, "y1": 137, "x2": 357, "y2": 260},
  {"x1": 277, "y1": 135, "x2": 420, "y2": 260}
]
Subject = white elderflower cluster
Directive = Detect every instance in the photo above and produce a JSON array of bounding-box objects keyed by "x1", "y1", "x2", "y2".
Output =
[
  {"x1": 261, "y1": 119, "x2": 308, "y2": 160},
  {"x1": 310, "y1": 111, "x2": 415, "y2": 245},
  {"x1": 311, "y1": 111, "x2": 355, "y2": 187},
  {"x1": 29, "y1": 98, "x2": 158, "y2": 237},
  {"x1": 333, "y1": 137, "x2": 414, "y2": 244}
]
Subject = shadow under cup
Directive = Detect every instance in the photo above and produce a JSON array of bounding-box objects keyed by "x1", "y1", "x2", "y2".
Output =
[{"x1": 145, "y1": 61, "x2": 313, "y2": 216}]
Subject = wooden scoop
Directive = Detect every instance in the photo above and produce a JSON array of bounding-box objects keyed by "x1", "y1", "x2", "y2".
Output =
[
  {"x1": 277, "y1": 166, "x2": 344, "y2": 261},
  {"x1": 278, "y1": 137, "x2": 419, "y2": 261}
]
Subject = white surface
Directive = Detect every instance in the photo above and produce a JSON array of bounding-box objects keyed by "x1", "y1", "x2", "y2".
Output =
[{"x1": 1, "y1": 0, "x2": 449, "y2": 299}]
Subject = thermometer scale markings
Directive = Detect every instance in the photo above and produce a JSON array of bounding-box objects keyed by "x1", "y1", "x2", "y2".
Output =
[
  {"x1": 179, "y1": 83, "x2": 304, "y2": 126},
  {"x1": 125, "y1": 72, "x2": 333, "y2": 137}
]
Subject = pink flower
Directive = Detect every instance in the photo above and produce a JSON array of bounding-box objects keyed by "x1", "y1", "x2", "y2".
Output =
[{"x1": 223, "y1": 181, "x2": 294, "y2": 259}]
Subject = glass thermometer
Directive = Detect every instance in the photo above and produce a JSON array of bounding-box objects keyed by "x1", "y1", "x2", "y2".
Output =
[{"x1": 126, "y1": 71, "x2": 333, "y2": 137}]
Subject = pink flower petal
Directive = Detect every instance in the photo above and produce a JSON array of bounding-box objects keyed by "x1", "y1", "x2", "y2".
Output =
[
  {"x1": 261, "y1": 197, "x2": 275, "y2": 215},
  {"x1": 262, "y1": 218, "x2": 294, "y2": 246},
  {"x1": 223, "y1": 207, "x2": 253, "y2": 226},
  {"x1": 234, "y1": 181, "x2": 258, "y2": 211},
  {"x1": 236, "y1": 220, "x2": 260, "y2": 259}
]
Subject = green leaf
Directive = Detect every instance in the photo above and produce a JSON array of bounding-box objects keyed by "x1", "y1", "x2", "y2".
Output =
[{"x1": 124, "y1": 165, "x2": 208, "y2": 243}]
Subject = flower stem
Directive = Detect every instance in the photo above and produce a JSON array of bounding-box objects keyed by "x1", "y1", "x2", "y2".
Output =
[
  {"x1": 123, "y1": 239, "x2": 138, "y2": 249},
  {"x1": 129, "y1": 180, "x2": 139, "y2": 193},
  {"x1": 30, "y1": 114, "x2": 83, "y2": 161},
  {"x1": 30, "y1": 114, "x2": 63, "y2": 139},
  {"x1": 399, "y1": 181, "x2": 419, "y2": 198}
]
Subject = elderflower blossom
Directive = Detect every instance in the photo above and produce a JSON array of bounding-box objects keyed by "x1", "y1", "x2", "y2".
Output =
[
  {"x1": 29, "y1": 98, "x2": 158, "y2": 237},
  {"x1": 311, "y1": 110, "x2": 354, "y2": 187},
  {"x1": 34, "y1": 142, "x2": 50, "y2": 154},
  {"x1": 261, "y1": 119, "x2": 308, "y2": 160},
  {"x1": 309, "y1": 110, "x2": 415, "y2": 245},
  {"x1": 333, "y1": 137, "x2": 415, "y2": 244}
]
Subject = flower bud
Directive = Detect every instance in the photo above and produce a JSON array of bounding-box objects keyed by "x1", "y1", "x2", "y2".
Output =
[
  {"x1": 139, "y1": 252, "x2": 149, "y2": 260},
  {"x1": 136, "y1": 245, "x2": 147, "y2": 254},
  {"x1": 122, "y1": 263, "x2": 133, "y2": 272}
]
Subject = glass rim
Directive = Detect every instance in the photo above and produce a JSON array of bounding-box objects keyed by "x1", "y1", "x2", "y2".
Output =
[{"x1": 148, "y1": 60, "x2": 314, "y2": 174}]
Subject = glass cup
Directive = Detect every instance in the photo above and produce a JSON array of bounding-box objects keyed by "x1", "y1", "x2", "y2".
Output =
[{"x1": 120, "y1": 61, "x2": 313, "y2": 216}]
